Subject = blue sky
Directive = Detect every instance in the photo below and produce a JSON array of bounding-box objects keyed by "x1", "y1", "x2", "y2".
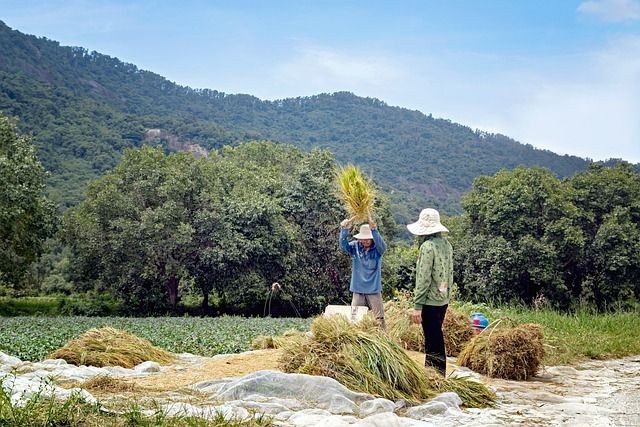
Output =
[{"x1": 1, "y1": 0, "x2": 639, "y2": 162}]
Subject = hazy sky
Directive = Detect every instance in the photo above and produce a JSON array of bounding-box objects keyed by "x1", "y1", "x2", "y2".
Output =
[{"x1": 1, "y1": 0, "x2": 639, "y2": 162}]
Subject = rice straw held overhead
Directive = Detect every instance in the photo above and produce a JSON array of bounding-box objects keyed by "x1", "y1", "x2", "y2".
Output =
[{"x1": 336, "y1": 164, "x2": 376, "y2": 222}]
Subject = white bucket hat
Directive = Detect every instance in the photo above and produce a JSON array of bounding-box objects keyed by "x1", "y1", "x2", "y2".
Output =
[
  {"x1": 353, "y1": 224, "x2": 374, "y2": 240},
  {"x1": 407, "y1": 208, "x2": 449, "y2": 236}
]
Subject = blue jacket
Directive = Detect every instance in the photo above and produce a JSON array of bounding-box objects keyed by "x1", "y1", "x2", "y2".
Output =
[{"x1": 339, "y1": 228, "x2": 387, "y2": 294}]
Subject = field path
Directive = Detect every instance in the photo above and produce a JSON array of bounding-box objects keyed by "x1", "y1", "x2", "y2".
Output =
[{"x1": 129, "y1": 350, "x2": 640, "y2": 425}]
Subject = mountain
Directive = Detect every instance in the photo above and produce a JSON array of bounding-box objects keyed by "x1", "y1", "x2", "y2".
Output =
[{"x1": 0, "y1": 21, "x2": 591, "y2": 221}]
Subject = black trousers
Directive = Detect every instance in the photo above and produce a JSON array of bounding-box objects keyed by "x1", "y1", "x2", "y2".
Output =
[{"x1": 421, "y1": 304, "x2": 448, "y2": 376}]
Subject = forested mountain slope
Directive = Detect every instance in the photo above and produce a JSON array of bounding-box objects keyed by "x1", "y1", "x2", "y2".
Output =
[{"x1": 0, "y1": 21, "x2": 590, "y2": 219}]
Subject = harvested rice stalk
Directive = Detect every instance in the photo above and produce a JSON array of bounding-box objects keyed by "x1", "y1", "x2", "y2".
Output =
[
  {"x1": 385, "y1": 299, "x2": 423, "y2": 352},
  {"x1": 458, "y1": 321, "x2": 544, "y2": 380},
  {"x1": 336, "y1": 164, "x2": 376, "y2": 222},
  {"x1": 278, "y1": 315, "x2": 495, "y2": 407},
  {"x1": 385, "y1": 293, "x2": 474, "y2": 356},
  {"x1": 251, "y1": 329, "x2": 306, "y2": 350},
  {"x1": 80, "y1": 375, "x2": 137, "y2": 393},
  {"x1": 49, "y1": 327, "x2": 175, "y2": 368},
  {"x1": 423, "y1": 368, "x2": 496, "y2": 409},
  {"x1": 443, "y1": 309, "x2": 475, "y2": 357}
]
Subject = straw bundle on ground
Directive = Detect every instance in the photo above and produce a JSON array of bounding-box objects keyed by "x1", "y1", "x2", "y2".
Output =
[
  {"x1": 384, "y1": 298, "x2": 423, "y2": 352},
  {"x1": 251, "y1": 329, "x2": 305, "y2": 350},
  {"x1": 49, "y1": 327, "x2": 175, "y2": 368},
  {"x1": 278, "y1": 315, "x2": 495, "y2": 407},
  {"x1": 80, "y1": 375, "x2": 137, "y2": 393},
  {"x1": 443, "y1": 309, "x2": 475, "y2": 356},
  {"x1": 385, "y1": 294, "x2": 474, "y2": 357},
  {"x1": 336, "y1": 164, "x2": 376, "y2": 222},
  {"x1": 457, "y1": 321, "x2": 544, "y2": 380}
]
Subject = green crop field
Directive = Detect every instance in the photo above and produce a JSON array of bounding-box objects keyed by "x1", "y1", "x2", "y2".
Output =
[{"x1": 0, "y1": 316, "x2": 311, "y2": 362}]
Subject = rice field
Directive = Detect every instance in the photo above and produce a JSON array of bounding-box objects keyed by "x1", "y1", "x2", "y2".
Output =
[{"x1": 0, "y1": 316, "x2": 310, "y2": 362}]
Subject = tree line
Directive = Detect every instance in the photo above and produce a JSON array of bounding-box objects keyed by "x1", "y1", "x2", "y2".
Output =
[{"x1": 1, "y1": 114, "x2": 639, "y2": 314}]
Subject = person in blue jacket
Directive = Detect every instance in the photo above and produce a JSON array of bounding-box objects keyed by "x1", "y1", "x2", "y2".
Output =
[{"x1": 339, "y1": 215, "x2": 387, "y2": 329}]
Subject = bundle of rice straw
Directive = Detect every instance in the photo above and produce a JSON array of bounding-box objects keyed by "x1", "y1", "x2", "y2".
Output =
[
  {"x1": 384, "y1": 293, "x2": 474, "y2": 356},
  {"x1": 336, "y1": 164, "x2": 376, "y2": 222},
  {"x1": 278, "y1": 315, "x2": 495, "y2": 407},
  {"x1": 384, "y1": 297, "x2": 423, "y2": 352},
  {"x1": 49, "y1": 327, "x2": 175, "y2": 368},
  {"x1": 251, "y1": 329, "x2": 305, "y2": 350},
  {"x1": 457, "y1": 320, "x2": 544, "y2": 380},
  {"x1": 443, "y1": 309, "x2": 475, "y2": 357}
]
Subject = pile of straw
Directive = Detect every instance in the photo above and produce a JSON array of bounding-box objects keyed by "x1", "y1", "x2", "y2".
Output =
[
  {"x1": 80, "y1": 375, "x2": 137, "y2": 393},
  {"x1": 251, "y1": 329, "x2": 305, "y2": 350},
  {"x1": 385, "y1": 294, "x2": 474, "y2": 357},
  {"x1": 384, "y1": 298, "x2": 423, "y2": 352},
  {"x1": 443, "y1": 309, "x2": 475, "y2": 356},
  {"x1": 278, "y1": 315, "x2": 495, "y2": 407},
  {"x1": 457, "y1": 321, "x2": 545, "y2": 380},
  {"x1": 336, "y1": 164, "x2": 376, "y2": 222},
  {"x1": 49, "y1": 327, "x2": 175, "y2": 368}
]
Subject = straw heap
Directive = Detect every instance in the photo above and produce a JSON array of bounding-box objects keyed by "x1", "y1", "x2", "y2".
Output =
[
  {"x1": 458, "y1": 321, "x2": 545, "y2": 380},
  {"x1": 336, "y1": 164, "x2": 376, "y2": 222},
  {"x1": 251, "y1": 329, "x2": 305, "y2": 350},
  {"x1": 384, "y1": 293, "x2": 474, "y2": 356},
  {"x1": 278, "y1": 315, "x2": 495, "y2": 407},
  {"x1": 49, "y1": 327, "x2": 175, "y2": 368}
]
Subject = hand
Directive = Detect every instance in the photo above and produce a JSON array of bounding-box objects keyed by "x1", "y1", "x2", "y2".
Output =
[
  {"x1": 340, "y1": 217, "x2": 355, "y2": 228},
  {"x1": 368, "y1": 211, "x2": 377, "y2": 230},
  {"x1": 411, "y1": 309, "x2": 422, "y2": 324}
]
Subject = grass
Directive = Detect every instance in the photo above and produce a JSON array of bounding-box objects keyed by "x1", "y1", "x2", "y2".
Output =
[
  {"x1": 1, "y1": 304, "x2": 638, "y2": 367},
  {"x1": 0, "y1": 385, "x2": 275, "y2": 426},
  {"x1": 454, "y1": 302, "x2": 640, "y2": 365}
]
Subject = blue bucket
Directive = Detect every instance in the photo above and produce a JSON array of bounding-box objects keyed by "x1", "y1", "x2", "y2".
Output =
[{"x1": 470, "y1": 312, "x2": 489, "y2": 333}]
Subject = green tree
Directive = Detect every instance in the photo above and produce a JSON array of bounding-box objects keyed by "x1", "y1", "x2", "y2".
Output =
[
  {"x1": 457, "y1": 167, "x2": 582, "y2": 307},
  {"x1": 568, "y1": 163, "x2": 640, "y2": 308},
  {"x1": 0, "y1": 115, "x2": 57, "y2": 289},
  {"x1": 63, "y1": 147, "x2": 203, "y2": 313}
]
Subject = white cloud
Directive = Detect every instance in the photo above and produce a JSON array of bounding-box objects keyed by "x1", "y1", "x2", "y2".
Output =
[
  {"x1": 476, "y1": 36, "x2": 640, "y2": 162},
  {"x1": 266, "y1": 40, "x2": 640, "y2": 163},
  {"x1": 272, "y1": 45, "x2": 403, "y2": 95},
  {"x1": 578, "y1": 0, "x2": 640, "y2": 22}
]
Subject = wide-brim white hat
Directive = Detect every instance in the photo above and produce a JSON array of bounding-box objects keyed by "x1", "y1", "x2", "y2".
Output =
[
  {"x1": 354, "y1": 224, "x2": 374, "y2": 239},
  {"x1": 407, "y1": 208, "x2": 449, "y2": 236}
]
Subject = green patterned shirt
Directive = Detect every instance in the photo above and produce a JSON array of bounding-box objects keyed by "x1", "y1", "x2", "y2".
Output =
[{"x1": 413, "y1": 234, "x2": 453, "y2": 308}]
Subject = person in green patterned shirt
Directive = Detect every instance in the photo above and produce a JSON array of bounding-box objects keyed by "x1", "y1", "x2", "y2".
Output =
[{"x1": 407, "y1": 208, "x2": 453, "y2": 376}]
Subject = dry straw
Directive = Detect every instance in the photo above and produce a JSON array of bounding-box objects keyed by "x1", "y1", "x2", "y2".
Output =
[
  {"x1": 336, "y1": 164, "x2": 376, "y2": 222},
  {"x1": 278, "y1": 315, "x2": 495, "y2": 407},
  {"x1": 49, "y1": 327, "x2": 175, "y2": 368},
  {"x1": 80, "y1": 375, "x2": 137, "y2": 393},
  {"x1": 251, "y1": 329, "x2": 305, "y2": 350},
  {"x1": 385, "y1": 293, "x2": 474, "y2": 356},
  {"x1": 457, "y1": 320, "x2": 545, "y2": 380}
]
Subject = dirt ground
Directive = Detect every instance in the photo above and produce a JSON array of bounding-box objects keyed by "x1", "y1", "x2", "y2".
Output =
[{"x1": 133, "y1": 348, "x2": 446, "y2": 392}]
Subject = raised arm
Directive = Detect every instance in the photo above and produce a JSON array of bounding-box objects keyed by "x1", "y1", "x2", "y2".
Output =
[{"x1": 339, "y1": 218, "x2": 355, "y2": 255}]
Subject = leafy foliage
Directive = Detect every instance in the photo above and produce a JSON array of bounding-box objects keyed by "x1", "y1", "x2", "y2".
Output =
[
  {"x1": 452, "y1": 164, "x2": 640, "y2": 309},
  {"x1": 0, "y1": 316, "x2": 310, "y2": 362},
  {"x1": 62, "y1": 142, "x2": 395, "y2": 315},
  {"x1": 0, "y1": 21, "x2": 595, "y2": 218},
  {"x1": 0, "y1": 114, "x2": 57, "y2": 288}
]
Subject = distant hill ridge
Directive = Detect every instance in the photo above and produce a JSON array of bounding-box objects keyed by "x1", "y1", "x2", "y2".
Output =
[{"x1": 0, "y1": 20, "x2": 593, "y2": 219}]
